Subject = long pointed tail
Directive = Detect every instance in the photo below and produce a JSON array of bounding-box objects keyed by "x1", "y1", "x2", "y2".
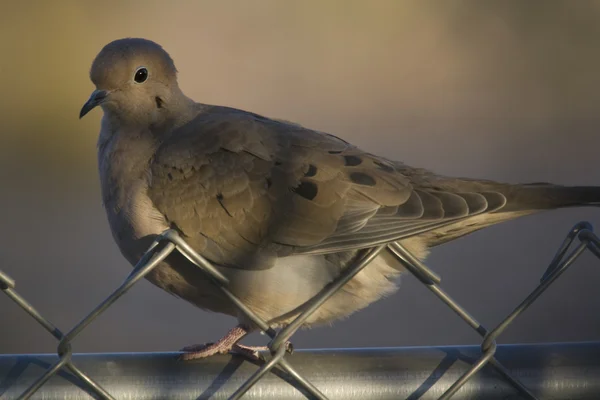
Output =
[
  {"x1": 423, "y1": 181, "x2": 600, "y2": 248},
  {"x1": 496, "y1": 183, "x2": 600, "y2": 212}
]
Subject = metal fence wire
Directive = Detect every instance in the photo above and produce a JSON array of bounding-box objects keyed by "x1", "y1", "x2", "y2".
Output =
[{"x1": 1, "y1": 221, "x2": 600, "y2": 400}]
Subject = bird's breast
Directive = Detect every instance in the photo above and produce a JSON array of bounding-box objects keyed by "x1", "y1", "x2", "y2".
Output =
[{"x1": 98, "y1": 130, "x2": 170, "y2": 265}]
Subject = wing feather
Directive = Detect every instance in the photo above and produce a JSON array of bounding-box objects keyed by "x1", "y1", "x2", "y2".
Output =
[{"x1": 147, "y1": 106, "x2": 508, "y2": 268}]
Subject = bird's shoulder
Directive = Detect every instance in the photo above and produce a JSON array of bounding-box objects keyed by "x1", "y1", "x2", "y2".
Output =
[{"x1": 154, "y1": 105, "x2": 353, "y2": 164}]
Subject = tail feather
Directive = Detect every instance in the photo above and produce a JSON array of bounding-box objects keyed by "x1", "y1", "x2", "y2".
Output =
[
  {"x1": 496, "y1": 183, "x2": 600, "y2": 212},
  {"x1": 421, "y1": 182, "x2": 600, "y2": 248}
]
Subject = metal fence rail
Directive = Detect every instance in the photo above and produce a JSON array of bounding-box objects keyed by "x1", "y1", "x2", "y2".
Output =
[
  {"x1": 3, "y1": 343, "x2": 600, "y2": 399},
  {"x1": 1, "y1": 221, "x2": 600, "y2": 399}
]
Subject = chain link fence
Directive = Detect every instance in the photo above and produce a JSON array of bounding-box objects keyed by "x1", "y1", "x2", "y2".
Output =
[{"x1": 2, "y1": 221, "x2": 600, "y2": 399}]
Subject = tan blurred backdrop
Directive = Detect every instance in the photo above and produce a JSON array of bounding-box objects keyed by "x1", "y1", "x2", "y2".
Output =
[{"x1": 1, "y1": 0, "x2": 600, "y2": 354}]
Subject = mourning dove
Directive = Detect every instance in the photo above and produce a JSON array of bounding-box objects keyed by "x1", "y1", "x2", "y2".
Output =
[{"x1": 81, "y1": 38, "x2": 600, "y2": 360}]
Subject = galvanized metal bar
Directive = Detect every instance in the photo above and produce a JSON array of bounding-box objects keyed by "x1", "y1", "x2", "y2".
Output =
[
  {"x1": 3, "y1": 221, "x2": 600, "y2": 400},
  {"x1": 0, "y1": 271, "x2": 114, "y2": 400},
  {"x1": 388, "y1": 242, "x2": 538, "y2": 399},
  {"x1": 438, "y1": 222, "x2": 600, "y2": 400},
  {"x1": 388, "y1": 242, "x2": 441, "y2": 284},
  {"x1": 58, "y1": 242, "x2": 176, "y2": 356},
  {"x1": 2, "y1": 343, "x2": 600, "y2": 399},
  {"x1": 229, "y1": 345, "x2": 290, "y2": 400},
  {"x1": 540, "y1": 221, "x2": 591, "y2": 282}
]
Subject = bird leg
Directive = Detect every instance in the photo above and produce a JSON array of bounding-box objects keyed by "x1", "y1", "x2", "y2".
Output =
[{"x1": 179, "y1": 324, "x2": 293, "y2": 361}]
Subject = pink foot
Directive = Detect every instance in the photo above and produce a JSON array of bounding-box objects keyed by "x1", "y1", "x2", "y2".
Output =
[{"x1": 179, "y1": 325, "x2": 294, "y2": 361}]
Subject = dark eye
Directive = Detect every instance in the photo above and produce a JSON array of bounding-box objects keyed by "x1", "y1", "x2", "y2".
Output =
[{"x1": 134, "y1": 67, "x2": 148, "y2": 83}]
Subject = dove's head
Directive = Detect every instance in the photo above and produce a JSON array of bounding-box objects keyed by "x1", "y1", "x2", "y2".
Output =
[{"x1": 80, "y1": 38, "x2": 189, "y2": 126}]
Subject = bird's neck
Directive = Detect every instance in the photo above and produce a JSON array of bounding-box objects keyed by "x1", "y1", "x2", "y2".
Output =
[{"x1": 165, "y1": 88, "x2": 203, "y2": 130}]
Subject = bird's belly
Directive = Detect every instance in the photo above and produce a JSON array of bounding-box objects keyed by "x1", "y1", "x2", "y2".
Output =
[{"x1": 127, "y1": 237, "x2": 407, "y2": 329}]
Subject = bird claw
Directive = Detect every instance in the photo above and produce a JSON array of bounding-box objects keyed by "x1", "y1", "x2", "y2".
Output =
[
  {"x1": 179, "y1": 340, "x2": 294, "y2": 362},
  {"x1": 230, "y1": 344, "x2": 267, "y2": 362},
  {"x1": 179, "y1": 342, "x2": 264, "y2": 362}
]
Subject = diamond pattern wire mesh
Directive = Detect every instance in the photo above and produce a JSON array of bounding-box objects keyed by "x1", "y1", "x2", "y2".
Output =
[{"x1": 1, "y1": 221, "x2": 599, "y2": 400}]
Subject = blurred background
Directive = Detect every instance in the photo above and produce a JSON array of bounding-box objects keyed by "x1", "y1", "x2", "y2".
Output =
[{"x1": 1, "y1": 0, "x2": 600, "y2": 355}]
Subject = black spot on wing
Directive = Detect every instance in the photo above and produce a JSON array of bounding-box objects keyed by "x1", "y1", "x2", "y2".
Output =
[
  {"x1": 293, "y1": 180, "x2": 318, "y2": 200},
  {"x1": 344, "y1": 155, "x2": 362, "y2": 166},
  {"x1": 350, "y1": 172, "x2": 376, "y2": 186},
  {"x1": 305, "y1": 164, "x2": 317, "y2": 177},
  {"x1": 216, "y1": 193, "x2": 233, "y2": 217}
]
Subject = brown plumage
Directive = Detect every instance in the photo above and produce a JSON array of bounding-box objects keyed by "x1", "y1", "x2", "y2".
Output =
[{"x1": 81, "y1": 38, "x2": 600, "y2": 359}]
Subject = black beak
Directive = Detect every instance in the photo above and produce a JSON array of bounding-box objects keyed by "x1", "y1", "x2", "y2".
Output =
[{"x1": 79, "y1": 90, "x2": 108, "y2": 119}]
